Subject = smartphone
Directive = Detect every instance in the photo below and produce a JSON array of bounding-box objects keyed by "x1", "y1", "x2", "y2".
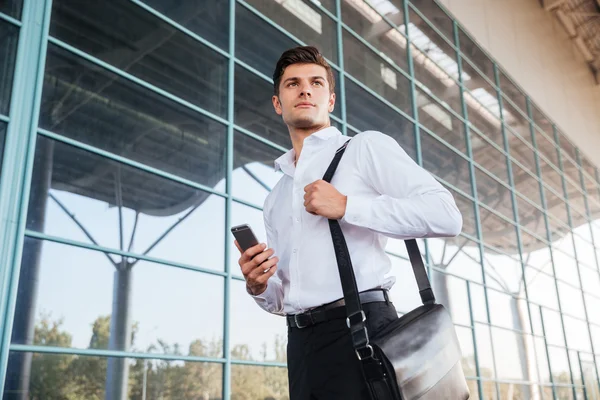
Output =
[{"x1": 231, "y1": 224, "x2": 260, "y2": 252}]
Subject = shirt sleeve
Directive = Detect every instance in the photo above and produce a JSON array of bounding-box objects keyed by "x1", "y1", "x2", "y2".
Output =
[
  {"x1": 248, "y1": 208, "x2": 285, "y2": 316},
  {"x1": 342, "y1": 131, "x2": 463, "y2": 239}
]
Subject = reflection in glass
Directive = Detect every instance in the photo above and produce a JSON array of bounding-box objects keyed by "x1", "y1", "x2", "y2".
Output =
[
  {"x1": 140, "y1": 0, "x2": 229, "y2": 50},
  {"x1": 479, "y1": 206, "x2": 518, "y2": 254},
  {"x1": 242, "y1": 0, "x2": 337, "y2": 63},
  {"x1": 499, "y1": 71, "x2": 527, "y2": 115},
  {"x1": 345, "y1": 78, "x2": 416, "y2": 160},
  {"x1": 231, "y1": 365, "x2": 289, "y2": 400},
  {"x1": 232, "y1": 132, "x2": 284, "y2": 207},
  {"x1": 457, "y1": 27, "x2": 494, "y2": 82},
  {"x1": 420, "y1": 131, "x2": 471, "y2": 194},
  {"x1": 474, "y1": 165, "x2": 514, "y2": 222},
  {"x1": 10, "y1": 238, "x2": 224, "y2": 398},
  {"x1": 343, "y1": 30, "x2": 411, "y2": 114},
  {"x1": 0, "y1": 0, "x2": 22, "y2": 19},
  {"x1": 5, "y1": 352, "x2": 223, "y2": 400},
  {"x1": 235, "y1": 65, "x2": 290, "y2": 149},
  {"x1": 0, "y1": 20, "x2": 19, "y2": 116},
  {"x1": 230, "y1": 280, "x2": 287, "y2": 362},
  {"x1": 341, "y1": 0, "x2": 408, "y2": 73},
  {"x1": 408, "y1": 7, "x2": 464, "y2": 115},
  {"x1": 40, "y1": 44, "x2": 228, "y2": 187},
  {"x1": 416, "y1": 89, "x2": 466, "y2": 153},
  {"x1": 27, "y1": 136, "x2": 226, "y2": 270},
  {"x1": 50, "y1": 0, "x2": 229, "y2": 118}
]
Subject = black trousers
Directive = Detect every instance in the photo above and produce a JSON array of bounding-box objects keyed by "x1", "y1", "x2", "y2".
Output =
[{"x1": 287, "y1": 301, "x2": 398, "y2": 400}]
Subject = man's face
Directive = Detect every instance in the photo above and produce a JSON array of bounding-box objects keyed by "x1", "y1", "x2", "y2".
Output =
[{"x1": 272, "y1": 63, "x2": 335, "y2": 129}]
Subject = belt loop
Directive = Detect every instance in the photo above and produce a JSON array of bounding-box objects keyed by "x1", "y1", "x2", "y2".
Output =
[{"x1": 383, "y1": 289, "x2": 390, "y2": 305}]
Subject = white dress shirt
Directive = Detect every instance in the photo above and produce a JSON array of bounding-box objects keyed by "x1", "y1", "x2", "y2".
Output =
[{"x1": 251, "y1": 126, "x2": 462, "y2": 315}]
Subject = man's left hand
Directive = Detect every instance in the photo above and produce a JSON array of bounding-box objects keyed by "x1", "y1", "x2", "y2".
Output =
[{"x1": 304, "y1": 180, "x2": 347, "y2": 219}]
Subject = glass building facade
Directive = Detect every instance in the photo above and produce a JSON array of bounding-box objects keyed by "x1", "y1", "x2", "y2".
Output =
[{"x1": 0, "y1": 0, "x2": 599, "y2": 398}]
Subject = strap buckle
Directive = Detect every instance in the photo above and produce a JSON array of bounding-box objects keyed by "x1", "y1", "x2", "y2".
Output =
[
  {"x1": 346, "y1": 310, "x2": 366, "y2": 328},
  {"x1": 356, "y1": 344, "x2": 375, "y2": 360}
]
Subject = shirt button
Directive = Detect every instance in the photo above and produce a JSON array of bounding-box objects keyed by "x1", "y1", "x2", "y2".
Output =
[
  {"x1": 293, "y1": 249, "x2": 297, "y2": 253},
  {"x1": 295, "y1": 217, "x2": 300, "y2": 222}
]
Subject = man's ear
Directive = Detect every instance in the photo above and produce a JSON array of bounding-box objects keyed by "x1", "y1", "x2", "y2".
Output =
[
  {"x1": 272, "y1": 95, "x2": 283, "y2": 115},
  {"x1": 328, "y1": 92, "x2": 336, "y2": 113}
]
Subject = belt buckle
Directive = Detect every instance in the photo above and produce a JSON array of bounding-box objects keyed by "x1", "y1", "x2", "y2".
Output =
[{"x1": 294, "y1": 313, "x2": 310, "y2": 329}]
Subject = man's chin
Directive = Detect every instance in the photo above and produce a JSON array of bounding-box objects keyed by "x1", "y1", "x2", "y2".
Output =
[{"x1": 288, "y1": 117, "x2": 323, "y2": 129}]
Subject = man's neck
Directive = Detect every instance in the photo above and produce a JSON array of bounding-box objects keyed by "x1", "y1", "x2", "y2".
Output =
[{"x1": 289, "y1": 123, "x2": 330, "y2": 165}]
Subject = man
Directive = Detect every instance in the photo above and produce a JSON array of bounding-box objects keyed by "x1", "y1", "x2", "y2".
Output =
[{"x1": 235, "y1": 46, "x2": 462, "y2": 399}]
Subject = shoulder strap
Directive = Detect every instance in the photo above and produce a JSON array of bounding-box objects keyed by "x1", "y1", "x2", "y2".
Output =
[{"x1": 323, "y1": 139, "x2": 436, "y2": 356}]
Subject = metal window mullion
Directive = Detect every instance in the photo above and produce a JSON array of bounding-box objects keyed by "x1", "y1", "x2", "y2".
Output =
[
  {"x1": 407, "y1": 1, "x2": 457, "y2": 53},
  {"x1": 223, "y1": 1, "x2": 236, "y2": 398},
  {"x1": 453, "y1": 20, "x2": 498, "y2": 399},
  {"x1": 494, "y1": 64, "x2": 542, "y2": 395},
  {"x1": 0, "y1": 0, "x2": 53, "y2": 392},
  {"x1": 25, "y1": 229, "x2": 229, "y2": 278},
  {"x1": 402, "y1": 0, "x2": 431, "y2": 269},
  {"x1": 466, "y1": 281, "x2": 484, "y2": 399},
  {"x1": 527, "y1": 97, "x2": 576, "y2": 399},
  {"x1": 540, "y1": 306, "x2": 559, "y2": 399},
  {"x1": 0, "y1": 11, "x2": 22, "y2": 27},
  {"x1": 335, "y1": 0, "x2": 347, "y2": 135},
  {"x1": 0, "y1": 114, "x2": 9, "y2": 124}
]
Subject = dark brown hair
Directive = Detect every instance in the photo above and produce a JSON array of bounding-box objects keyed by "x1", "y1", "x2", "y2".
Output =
[{"x1": 272, "y1": 46, "x2": 335, "y2": 96}]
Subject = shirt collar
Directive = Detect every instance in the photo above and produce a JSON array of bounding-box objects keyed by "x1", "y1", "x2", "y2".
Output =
[{"x1": 274, "y1": 126, "x2": 342, "y2": 174}]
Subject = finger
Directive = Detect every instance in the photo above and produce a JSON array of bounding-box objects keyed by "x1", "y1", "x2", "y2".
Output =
[
  {"x1": 255, "y1": 265, "x2": 278, "y2": 285},
  {"x1": 243, "y1": 243, "x2": 266, "y2": 260},
  {"x1": 247, "y1": 257, "x2": 278, "y2": 282},
  {"x1": 304, "y1": 182, "x2": 315, "y2": 192},
  {"x1": 251, "y1": 248, "x2": 275, "y2": 267}
]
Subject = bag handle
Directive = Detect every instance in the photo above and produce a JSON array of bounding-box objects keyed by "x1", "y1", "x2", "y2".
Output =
[{"x1": 323, "y1": 139, "x2": 436, "y2": 358}]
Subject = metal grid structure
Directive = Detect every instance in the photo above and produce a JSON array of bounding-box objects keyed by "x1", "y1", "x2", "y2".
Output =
[{"x1": 0, "y1": 0, "x2": 599, "y2": 399}]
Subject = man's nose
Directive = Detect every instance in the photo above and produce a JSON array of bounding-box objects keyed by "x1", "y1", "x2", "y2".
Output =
[{"x1": 299, "y1": 83, "x2": 312, "y2": 97}]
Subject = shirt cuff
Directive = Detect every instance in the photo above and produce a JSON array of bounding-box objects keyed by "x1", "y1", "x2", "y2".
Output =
[
  {"x1": 343, "y1": 196, "x2": 373, "y2": 227},
  {"x1": 247, "y1": 282, "x2": 275, "y2": 302}
]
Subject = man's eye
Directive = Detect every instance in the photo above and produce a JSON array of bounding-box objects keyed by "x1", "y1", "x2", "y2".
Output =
[
  {"x1": 313, "y1": 81, "x2": 323, "y2": 86},
  {"x1": 288, "y1": 82, "x2": 297, "y2": 87}
]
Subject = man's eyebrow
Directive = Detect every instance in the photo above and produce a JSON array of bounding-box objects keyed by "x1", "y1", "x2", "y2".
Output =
[{"x1": 282, "y1": 76, "x2": 326, "y2": 84}]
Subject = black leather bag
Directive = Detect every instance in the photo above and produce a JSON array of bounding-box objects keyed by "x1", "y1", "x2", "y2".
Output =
[{"x1": 323, "y1": 140, "x2": 470, "y2": 400}]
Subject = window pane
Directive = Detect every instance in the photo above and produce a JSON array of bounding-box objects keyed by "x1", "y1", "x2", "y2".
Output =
[
  {"x1": 0, "y1": 0, "x2": 22, "y2": 19},
  {"x1": 428, "y1": 236, "x2": 483, "y2": 284},
  {"x1": 517, "y1": 195, "x2": 547, "y2": 240},
  {"x1": 231, "y1": 365, "x2": 289, "y2": 399},
  {"x1": 479, "y1": 206, "x2": 517, "y2": 254},
  {"x1": 535, "y1": 128, "x2": 559, "y2": 169},
  {"x1": 526, "y1": 266, "x2": 559, "y2": 311},
  {"x1": 230, "y1": 280, "x2": 287, "y2": 362},
  {"x1": 408, "y1": 6, "x2": 464, "y2": 115},
  {"x1": 0, "y1": 122, "x2": 6, "y2": 178},
  {"x1": 13, "y1": 239, "x2": 224, "y2": 357},
  {"x1": 342, "y1": 0, "x2": 408, "y2": 73},
  {"x1": 475, "y1": 168, "x2": 514, "y2": 223},
  {"x1": 243, "y1": 0, "x2": 338, "y2": 64},
  {"x1": 499, "y1": 71, "x2": 527, "y2": 114},
  {"x1": 473, "y1": 138, "x2": 508, "y2": 184},
  {"x1": 420, "y1": 131, "x2": 471, "y2": 194},
  {"x1": 557, "y1": 130, "x2": 577, "y2": 162},
  {"x1": 41, "y1": 44, "x2": 228, "y2": 187},
  {"x1": 235, "y1": 65, "x2": 290, "y2": 149},
  {"x1": 4, "y1": 352, "x2": 223, "y2": 399},
  {"x1": 409, "y1": 1, "x2": 455, "y2": 46},
  {"x1": 416, "y1": 88, "x2": 466, "y2": 153},
  {"x1": 531, "y1": 103, "x2": 553, "y2": 138},
  {"x1": 345, "y1": 78, "x2": 416, "y2": 160},
  {"x1": 27, "y1": 136, "x2": 226, "y2": 271},
  {"x1": 457, "y1": 27, "x2": 494, "y2": 83},
  {"x1": 540, "y1": 161, "x2": 564, "y2": 201},
  {"x1": 492, "y1": 327, "x2": 531, "y2": 382},
  {"x1": 343, "y1": 31, "x2": 412, "y2": 114},
  {"x1": 443, "y1": 185, "x2": 476, "y2": 236},
  {"x1": 0, "y1": 20, "x2": 19, "y2": 116},
  {"x1": 140, "y1": 0, "x2": 229, "y2": 50},
  {"x1": 232, "y1": 132, "x2": 283, "y2": 207},
  {"x1": 464, "y1": 86, "x2": 503, "y2": 149},
  {"x1": 50, "y1": 0, "x2": 229, "y2": 118},
  {"x1": 507, "y1": 129, "x2": 537, "y2": 176}
]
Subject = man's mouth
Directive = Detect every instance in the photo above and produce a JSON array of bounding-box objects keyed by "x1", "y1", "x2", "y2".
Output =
[{"x1": 295, "y1": 102, "x2": 315, "y2": 108}]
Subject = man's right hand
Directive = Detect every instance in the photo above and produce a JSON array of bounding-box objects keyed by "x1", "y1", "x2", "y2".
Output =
[{"x1": 234, "y1": 241, "x2": 279, "y2": 296}]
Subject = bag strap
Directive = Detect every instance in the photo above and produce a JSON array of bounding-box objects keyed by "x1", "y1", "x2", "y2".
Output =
[{"x1": 323, "y1": 139, "x2": 436, "y2": 359}]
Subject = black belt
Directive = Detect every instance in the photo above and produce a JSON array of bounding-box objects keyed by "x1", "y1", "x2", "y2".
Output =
[{"x1": 286, "y1": 289, "x2": 390, "y2": 329}]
